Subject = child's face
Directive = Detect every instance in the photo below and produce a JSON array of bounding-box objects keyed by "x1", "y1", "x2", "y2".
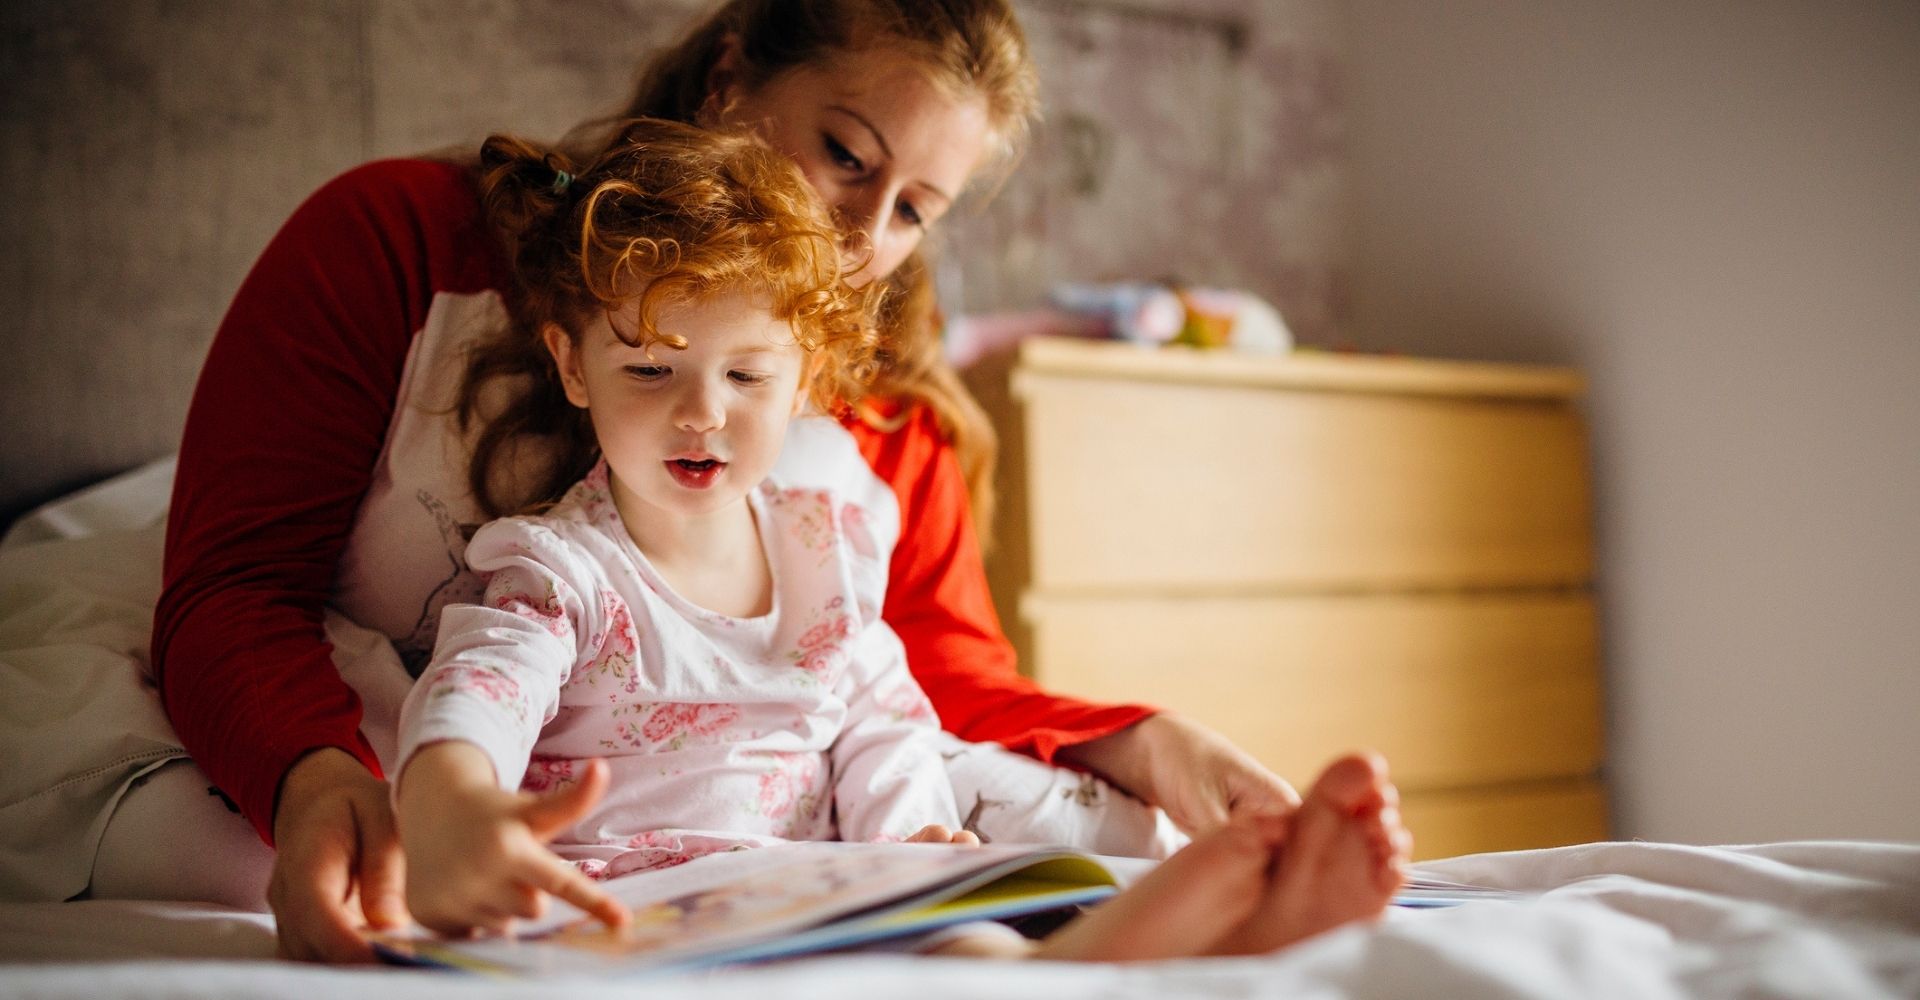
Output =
[{"x1": 546, "y1": 288, "x2": 806, "y2": 526}]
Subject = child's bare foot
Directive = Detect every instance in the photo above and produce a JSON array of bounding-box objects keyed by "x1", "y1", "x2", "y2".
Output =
[
  {"x1": 1209, "y1": 751, "x2": 1409, "y2": 955},
  {"x1": 1032, "y1": 753, "x2": 1407, "y2": 963},
  {"x1": 1031, "y1": 810, "x2": 1290, "y2": 962}
]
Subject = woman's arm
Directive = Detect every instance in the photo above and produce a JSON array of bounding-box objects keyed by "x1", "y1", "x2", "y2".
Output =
[
  {"x1": 150, "y1": 159, "x2": 500, "y2": 958},
  {"x1": 845, "y1": 404, "x2": 1155, "y2": 762},
  {"x1": 848, "y1": 404, "x2": 1299, "y2": 833},
  {"x1": 153, "y1": 158, "x2": 499, "y2": 837},
  {"x1": 1056, "y1": 713, "x2": 1300, "y2": 834}
]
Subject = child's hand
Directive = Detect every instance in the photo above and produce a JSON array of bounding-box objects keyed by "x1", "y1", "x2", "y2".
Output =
[
  {"x1": 905, "y1": 823, "x2": 981, "y2": 846},
  {"x1": 395, "y1": 745, "x2": 630, "y2": 938}
]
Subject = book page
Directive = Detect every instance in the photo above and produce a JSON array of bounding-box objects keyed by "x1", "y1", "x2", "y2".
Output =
[{"x1": 390, "y1": 842, "x2": 1103, "y2": 975}]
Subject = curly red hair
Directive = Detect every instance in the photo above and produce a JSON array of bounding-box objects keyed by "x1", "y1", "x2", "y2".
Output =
[{"x1": 459, "y1": 118, "x2": 879, "y2": 516}]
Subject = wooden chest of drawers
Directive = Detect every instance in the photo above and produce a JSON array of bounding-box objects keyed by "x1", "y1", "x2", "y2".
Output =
[{"x1": 964, "y1": 338, "x2": 1608, "y2": 859}]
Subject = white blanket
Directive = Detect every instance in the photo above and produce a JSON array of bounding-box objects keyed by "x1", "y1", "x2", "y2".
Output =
[
  {"x1": 5, "y1": 466, "x2": 1919, "y2": 997},
  {"x1": 1, "y1": 839, "x2": 1917, "y2": 998}
]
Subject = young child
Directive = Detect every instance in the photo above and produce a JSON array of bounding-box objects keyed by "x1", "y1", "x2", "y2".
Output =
[
  {"x1": 395, "y1": 118, "x2": 979, "y2": 936},
  {"x1": 394, "y1": 117, "x2": 1412, "y2": 958}
]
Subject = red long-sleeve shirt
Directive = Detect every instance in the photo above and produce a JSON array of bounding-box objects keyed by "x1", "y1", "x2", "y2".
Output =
[{"x1": 152, "y1": 160, "x2": 1150, "y2": 843}]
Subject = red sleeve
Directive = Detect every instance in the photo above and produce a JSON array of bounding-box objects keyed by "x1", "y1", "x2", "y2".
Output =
[
  {"x1": 151, "y1": 160, "x2": 503, "y2": 843},
  {"x1": 843, "y1": 404, "x2": 1156, "y2": 763}
]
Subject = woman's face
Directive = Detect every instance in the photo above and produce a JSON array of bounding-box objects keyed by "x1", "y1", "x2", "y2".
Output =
[{"x1": 718, "y1": 46, "x2": 993, "y2": 286}]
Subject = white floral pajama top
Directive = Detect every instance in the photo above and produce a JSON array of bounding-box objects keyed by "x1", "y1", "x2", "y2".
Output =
[{"x1": 396, "y1": 461, "x2": 958, "y2": 879}]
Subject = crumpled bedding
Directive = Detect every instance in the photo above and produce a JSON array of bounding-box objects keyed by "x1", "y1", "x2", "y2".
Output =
[
  {"x1": 0, "y1": 460, "x2": 418, "y2": 902},
  {"x1": 4, "y1": 466, "x2": 1919, "y2": 998},
  {"x1": 1, "y1": 840, "x2": 1917, "y2": 998},
  {"x1": 0, "y1": 467, "x2": 184, "y2": 902}
]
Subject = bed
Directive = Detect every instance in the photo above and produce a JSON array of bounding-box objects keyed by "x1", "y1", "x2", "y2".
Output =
[
  {"x1": 3, "y1": 465, "x2": 1919, "y2": 998},
  {"x1": 3, "y1": 840, "x2": 1918, "y2": 997}
]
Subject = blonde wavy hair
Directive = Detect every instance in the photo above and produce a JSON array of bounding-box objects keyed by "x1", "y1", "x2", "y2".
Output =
[{"x1": 458, "y1": 118, "x2": 879, "y2": 517}]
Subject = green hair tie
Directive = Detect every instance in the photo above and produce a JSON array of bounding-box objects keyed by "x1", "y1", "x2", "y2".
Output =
[{"x1": 551, "y1": 169, "x2": 573, "y2": 195}]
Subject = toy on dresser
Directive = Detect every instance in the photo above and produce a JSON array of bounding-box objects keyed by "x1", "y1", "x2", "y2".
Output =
[{"x1": 944, "y1": 281, "x2": 1292, "y2": 368}]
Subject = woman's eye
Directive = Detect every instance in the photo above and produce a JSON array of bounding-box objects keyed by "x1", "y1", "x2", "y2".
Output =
[
  {"x1": 729, "y1": 370, "x2": 772, "y2": 386},
  {"x1": 896, "y1": 199, "x2": 925, "y2": 229},
  {"x1": 824, "y1": 135, "x2": 863, "y2": 173},
  {"x1": 625, "y1": 365, "x2": 669, "y2": 381}
]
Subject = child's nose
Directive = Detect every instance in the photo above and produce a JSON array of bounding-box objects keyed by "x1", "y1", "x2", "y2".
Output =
[{"x1": 674, "y1": 381, "x2": 726, "y2": 432}]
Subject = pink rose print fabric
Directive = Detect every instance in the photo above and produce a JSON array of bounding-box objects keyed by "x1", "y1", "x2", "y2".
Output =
[
  {"x1": 491, "y1": 577, "x2": 571, "y2": 641},
  {"x1": 396, "y1": 461, "x2": 958, "y2": 869},
  {"x1": 519, "y1": 755, "x2": 578, "y2": 795},
  {"x1": 788, "y1": 596, "x2": 855, "y2": 680},
  {"x1": 873, "y1": 679, "x2": 938, "y2": 724},
  {"x1": 773, "y1": 488, "x2": 836, "y2": 565},
  {"x1": 585, "y1": 589, "x2": 642, "y2": 697},
  {"x1": 756, "y1": 752, "x2": 826, "y2": 830},
  {"x1": 839, "y1": 501, "x2": 878, "y2": 560}
]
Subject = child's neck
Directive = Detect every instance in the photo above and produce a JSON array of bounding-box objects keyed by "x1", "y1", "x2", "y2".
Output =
[{"x1": 611, "y1": 478, "x2": 773, "y2": 619}]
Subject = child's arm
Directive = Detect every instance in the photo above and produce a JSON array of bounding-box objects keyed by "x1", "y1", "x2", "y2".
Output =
[
  {"x1": 828, "y1": 622, "x2": 964, "y2": 842},
  {"x1": 395, "y1": 743, "x2": 629, "y2": 936},
  {"x1": 392, "y1": 518, "x2": 627, "y2": 935}
]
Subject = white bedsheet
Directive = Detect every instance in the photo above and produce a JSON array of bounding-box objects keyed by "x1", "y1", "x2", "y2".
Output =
[
  {"x1": 2, "y1": 839, "x2": 1918, "y2": 998},
  {"x1": 5, "y1": 469, "x2": 1920, "y2": 997}
]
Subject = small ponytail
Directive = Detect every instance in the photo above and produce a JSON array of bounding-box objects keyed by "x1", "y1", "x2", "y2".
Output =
[{"x1": 476, "y1": 135, "x2": 586, "y2": 282}]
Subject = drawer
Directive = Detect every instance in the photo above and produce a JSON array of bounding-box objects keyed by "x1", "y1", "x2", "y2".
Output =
[
  {"x1": 1401, "y1": 779, "x2": 1610, "y2": 860},
  {"x1": 1025, "y1": 592, "x2": 1603, "y2": 791},
  {"x1": 1014, "y1": 372, "x2": 1593, "y2": 592}
]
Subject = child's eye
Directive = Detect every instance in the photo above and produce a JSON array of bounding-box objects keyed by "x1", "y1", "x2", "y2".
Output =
[
  {"x1": 625, "y1": 364, "x2": 669, "y2": 381},
  {"x1": 897, "y1": 199, "x2": 925, "y2": 229},
  {"x1": 728, "y1": 370, "x2": 772, "y2": 386},
  {"x1": 824, "y1": 135, "x2": 863, "y2": 173}
]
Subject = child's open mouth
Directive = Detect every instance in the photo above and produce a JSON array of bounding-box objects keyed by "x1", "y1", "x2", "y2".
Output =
[{"x1": 666, "y1": 458, "x2": 725, "y2": 489}]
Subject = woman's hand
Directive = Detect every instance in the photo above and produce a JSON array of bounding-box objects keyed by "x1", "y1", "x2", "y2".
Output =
[
  {"x1": 267, "y1": 747, "x2": 408, "y2": 962},
  {"x1": 1057, "y1": 713, "x2": 1301, "y2": 836},
  {"x1": 395, "y1": 744, "x2": 629, "y2": 938}
]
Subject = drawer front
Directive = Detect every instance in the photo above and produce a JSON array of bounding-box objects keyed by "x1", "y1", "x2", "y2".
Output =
[
  {"x1": 1018, "y1": 374, "x2": 1593, "y2": 592},
  {"x1": 1027, "y1": 592, "x2": 1603, "y2": 791},
  {"x1": 1400, "y1": 779, "x2": 1610, "y2": 860}
]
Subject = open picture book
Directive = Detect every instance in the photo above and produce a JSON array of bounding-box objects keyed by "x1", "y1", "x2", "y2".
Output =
[{"x1": 371, "y1": 841, "x2": 1516, "y2": 977}]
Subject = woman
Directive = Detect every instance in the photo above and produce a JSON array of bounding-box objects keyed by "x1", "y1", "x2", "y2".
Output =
[{"x1": 141, "y1": 0, "x2": 1295, "y2": 962}]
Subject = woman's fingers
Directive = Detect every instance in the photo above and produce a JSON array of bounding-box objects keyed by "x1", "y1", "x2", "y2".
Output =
[
  {"x1": 1225, "y1": 764, "x2": 1302, "y2": 818},
  {"x1": 902, "y1": 824, "x2": 981, "y2": 846},
  {"x1": 267, "y1": 805, "x2": 378, "y2": 962},
  {"x1": 350, "y1": 794, "x2": 408, "y2": 930},
  {"x1": 266, "y1": 760, "x2": 397, "y2": 963},
  {"x1": 267, "y1": 748, "x2": 398, "y2": 962}
]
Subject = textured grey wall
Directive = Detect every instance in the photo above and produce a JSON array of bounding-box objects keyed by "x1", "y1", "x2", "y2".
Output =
[{"x1": 0, "y1": 0, "x2": 1344, "y2": 522}]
